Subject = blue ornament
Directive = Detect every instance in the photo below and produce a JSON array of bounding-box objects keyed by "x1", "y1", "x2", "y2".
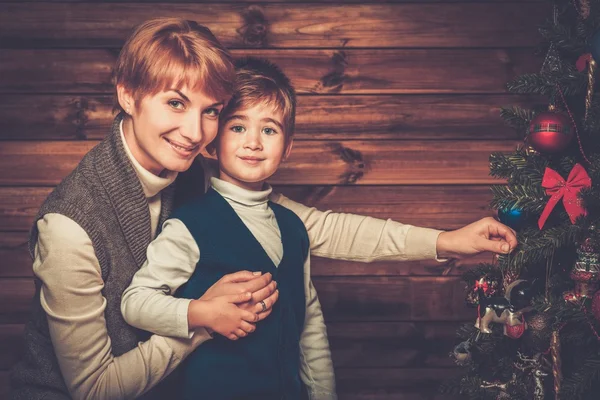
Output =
[
  {"x1": 498, "y1": 207, "x2": 527, "y2": 229},
  {"x1": 591, "y1": 30, "x2": 600, "y2": 63}
]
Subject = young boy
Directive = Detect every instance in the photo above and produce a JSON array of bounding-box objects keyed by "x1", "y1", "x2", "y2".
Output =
[{"x1": 121, "y1": 57, "x2": 335, "y2": 400}]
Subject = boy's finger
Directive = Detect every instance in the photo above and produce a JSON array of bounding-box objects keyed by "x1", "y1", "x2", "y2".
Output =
[
  {"x1": 241, "y1": 310, "x2": 260, "y2": 323},
  {"x1": 234, "y1": 329, "x2": 247, "y2": 338},
  {"x1": 227, "y1": 334, "x2": 239, "y2": 341}
]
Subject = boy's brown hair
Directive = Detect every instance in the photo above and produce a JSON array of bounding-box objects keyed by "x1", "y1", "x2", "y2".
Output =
[
  {"x1": 220, "y1": 57, "x2": 296, "y2": 146},
  {"x1": 113, "y1": 18, "x2": 235, "y2": 113}
]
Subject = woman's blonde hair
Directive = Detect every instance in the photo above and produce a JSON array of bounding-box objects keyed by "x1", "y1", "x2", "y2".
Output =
[{"x1": 113, "y1": 18, "x2": 235, "y2": 113}]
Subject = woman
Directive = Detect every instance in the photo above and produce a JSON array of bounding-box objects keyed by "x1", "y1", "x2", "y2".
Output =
[{"x1": 10, "y1": 17, "x2": 517, "y2": 400}]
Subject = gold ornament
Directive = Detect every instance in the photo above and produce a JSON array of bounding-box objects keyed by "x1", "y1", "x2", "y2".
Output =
[
  {"x1": 585, "y1": 59, "x2": 596, "y2": 121},
  {"x1": 551, "y1": 330, "x2": 562, "y2": 400}
]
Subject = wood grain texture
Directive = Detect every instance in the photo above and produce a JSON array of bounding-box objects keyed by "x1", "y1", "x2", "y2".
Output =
[
  {"x1": 0, "y1": 3, "x2": 548, "y2": 48},
  {"x1": 313, "y1": 277, "x2": 472, "y2": 322},
  {"x1": 0, "y1": 232, "x2": 32, "y2": 278},
  {"x1": 0, "y1": 140, "x2": 517, "y2": 186},
  {"x1": 0, "y1": 276, "x2": 472, "y2": 324},
  {"x1": 0, "y1": 321, "x2": 466, "y2": 373},
  {"x1": 0, "y1": 94, "x2": 535, "y2": 141},
  {"x1": 335, "y1": 368, "x2": 463, "y2": 400},
  {"x1": 0, "y1": 368, "x2": 464, "y2": 400},
  {"x1": 0, "y1": 49, "x2": 540, "y2": 94},
  {"x1": 0, "y1": 325, "x2": 24, "y2": 369},
  {"x1": 0, "y1": 185, "x2": 496, "y2": 232}
]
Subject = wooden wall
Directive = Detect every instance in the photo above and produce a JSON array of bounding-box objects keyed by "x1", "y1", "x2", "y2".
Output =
[{"x1": 0, "y1": 1, "x2": 546, "y2": 399}]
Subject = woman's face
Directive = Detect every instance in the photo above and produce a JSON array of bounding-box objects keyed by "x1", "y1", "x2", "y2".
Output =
[{"x1": 120, "y1": 85, "x2": 225, "y2": 176}]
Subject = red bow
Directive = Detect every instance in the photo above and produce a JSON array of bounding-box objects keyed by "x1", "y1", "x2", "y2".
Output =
[{"x1": 538, "y1": 164, "x2": 591, "y2": 229}]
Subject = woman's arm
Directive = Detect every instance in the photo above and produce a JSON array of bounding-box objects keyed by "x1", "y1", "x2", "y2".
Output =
[
  {"x1": 121, "y1": 219, "x2": 261, "y2": 340},
  {"x1": 35, "y1": 214, "x2": 212, "y2": 400},
  {"x1": 270, "y1": 193, "x2": 443, "y2": 262},
  {"x1": 298, "y1": 257, "x2": 337, "y2": 400}
]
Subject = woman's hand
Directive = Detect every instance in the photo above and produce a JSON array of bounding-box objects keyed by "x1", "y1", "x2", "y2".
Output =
[
  {"x1": 188, "y1": 270, "x2": 280, "y2": 339},
  {"x1": 436, "y1": 217, "x2": 518, "y2": 260},
  {"x1": 188, "y1": 293, "x2": 258, "y2": 340}
]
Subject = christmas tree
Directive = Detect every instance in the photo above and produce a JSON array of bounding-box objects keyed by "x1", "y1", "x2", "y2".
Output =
[{"x1": 442, "y1": 1, "x2": 600, "y2": 399}]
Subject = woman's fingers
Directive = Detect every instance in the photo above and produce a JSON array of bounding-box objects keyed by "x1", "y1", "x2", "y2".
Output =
[
  {"x1": 254, "y1": 289, "x2": 279, "y2": 314},
  {"x1": 256, "y1": 307, "x2": 273, "y2": 321},
  {"x1": 251, "y1": 280, "x2": 277, "y2": 303},
  {"x1": 219, "y1": 270, "x2": 260, "y2": 284}
]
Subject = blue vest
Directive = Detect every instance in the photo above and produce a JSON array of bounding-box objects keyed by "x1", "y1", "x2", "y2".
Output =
[{"x1": 172, "y1": 189, "x2": 309, "y2": 400}]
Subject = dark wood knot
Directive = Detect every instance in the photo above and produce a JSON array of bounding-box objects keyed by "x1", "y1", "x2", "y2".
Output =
[{"x1": 240, "y1": 6, "x2": 269, "y2": 47}]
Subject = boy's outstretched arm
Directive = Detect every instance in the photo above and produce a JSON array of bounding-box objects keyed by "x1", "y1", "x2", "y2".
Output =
[
  {"x1": 270, "y1": 193, "x2": 517, "y2": 261},
  {"x1": 299, "y1": 257, "x2": 337, "y2": 400}
]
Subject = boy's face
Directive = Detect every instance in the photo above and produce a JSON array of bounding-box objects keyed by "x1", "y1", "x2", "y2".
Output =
[
  {"x1": 216, "y1": 103, "x2": 292, "y2": 191},
  {"x1": 118, "y1": 84, "x2": 225, "y2": 175}
]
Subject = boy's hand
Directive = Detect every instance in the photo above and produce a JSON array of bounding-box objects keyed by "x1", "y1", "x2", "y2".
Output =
[
  {"x1": 201, "y1": 271, "x2": 279, "y2": 317},
  {"x1": 189, "y1": 293, "x2": 259, "y2": 340},
  {"x1": 436, "y1": 217, "x2": 518, "y2": 260}
]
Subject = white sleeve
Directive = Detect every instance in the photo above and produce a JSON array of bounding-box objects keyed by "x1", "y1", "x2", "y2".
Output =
[
  {"x1": 298, "y1": 256, "x2": 337, "y2": 400},
  {"x1": 121, "y1": 218, "x2": 201, "y2": 338},
  {"x1": 270, "y1": 192, "x2": 443, "y2": 262}
]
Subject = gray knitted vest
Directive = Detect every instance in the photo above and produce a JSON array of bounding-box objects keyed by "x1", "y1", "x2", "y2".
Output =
[{"x1": 10, "y1": 114, "x2": 203, "y2": 399}]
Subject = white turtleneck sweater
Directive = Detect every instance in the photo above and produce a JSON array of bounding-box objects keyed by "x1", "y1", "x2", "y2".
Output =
[
  {"x1": 32, "y1": 120, "x2": 443, "y2": 400},
  {"x1": 122, "y1": 177, "x2": 336, "y2": 399}
]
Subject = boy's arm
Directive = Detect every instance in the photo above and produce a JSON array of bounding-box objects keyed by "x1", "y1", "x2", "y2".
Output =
[
  {"x1": 299, "y1": 257, "x2": 337, "y2": 400},
  {"x1": 270, "y1": 192, "x2": 444, "y2": 262},
  {"x1": 121, "y1": 218, "x2": 201, "y2": 338}
]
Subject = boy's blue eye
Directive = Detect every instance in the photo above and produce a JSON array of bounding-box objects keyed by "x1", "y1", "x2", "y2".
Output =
[
  {"x1": 231, "y1": 125, "x2": 245, "y2": 133},
  {"x1": 262, "y1": 127, "x2": 277, "y2": 135},
  {"x1": 168, "y1": 100, "x2": 184, "y2": 109}
]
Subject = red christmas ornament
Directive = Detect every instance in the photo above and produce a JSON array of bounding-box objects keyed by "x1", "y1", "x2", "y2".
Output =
[
  {"x1": 504, "y1": 319, "x2": 527, "y2": 339},
  {"x1": 528, "y1": 111, "x2": 574, "y2": 154}
]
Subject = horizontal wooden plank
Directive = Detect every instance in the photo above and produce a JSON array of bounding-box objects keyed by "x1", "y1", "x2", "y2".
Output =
[
  {"x1": 0, "y1": 368, "x2": 463, "y2": 400},
  {"x1": 313, "y1": 276, "x2": 472, "y2": 322},
  {"x1": 0, "y1": 321, "x2": 464, "y2": 372},
  {"x1": 0, "y1": 276, "x2": 473, "y2": 324},
  {"x1": 0, "y1": 94, "x2": 535, "y2": 141},
  {"x1": 0, "y1": 232, "x2": 32, "y2": 278},
  {"x1": 0, "y1": 140, "x2": 517, "y2": 186},
  {"x1": 0, "y1": 279, "x2": 35, "y2": 324},
  {"x1": 0, "y1": 188, "x2": 50, "y2": 232},
  {"x1": 0, "y1": 49, "x2": 540, "y2": 94},
  {"x1": 0, "y1": 184, "x2": 496, "y2": 232},
  {"x1": 276, "y1": 185, "x2": 495, "y2": 229},
  {"x1": 0, "y1": 371, "x2": 9, "y2": 399},
  {"x1": 0, "y1": 3, "x2": 547, "y2": 48},
  {"x1": 0, "y1": 325, "x2": 24, "y2": 369},
  {"x1": 328, "y1": 322, "x2": 463, "y2": 369},
  {"x1": 336, "y1": 368, "x2": 463, "y2": 400}
]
